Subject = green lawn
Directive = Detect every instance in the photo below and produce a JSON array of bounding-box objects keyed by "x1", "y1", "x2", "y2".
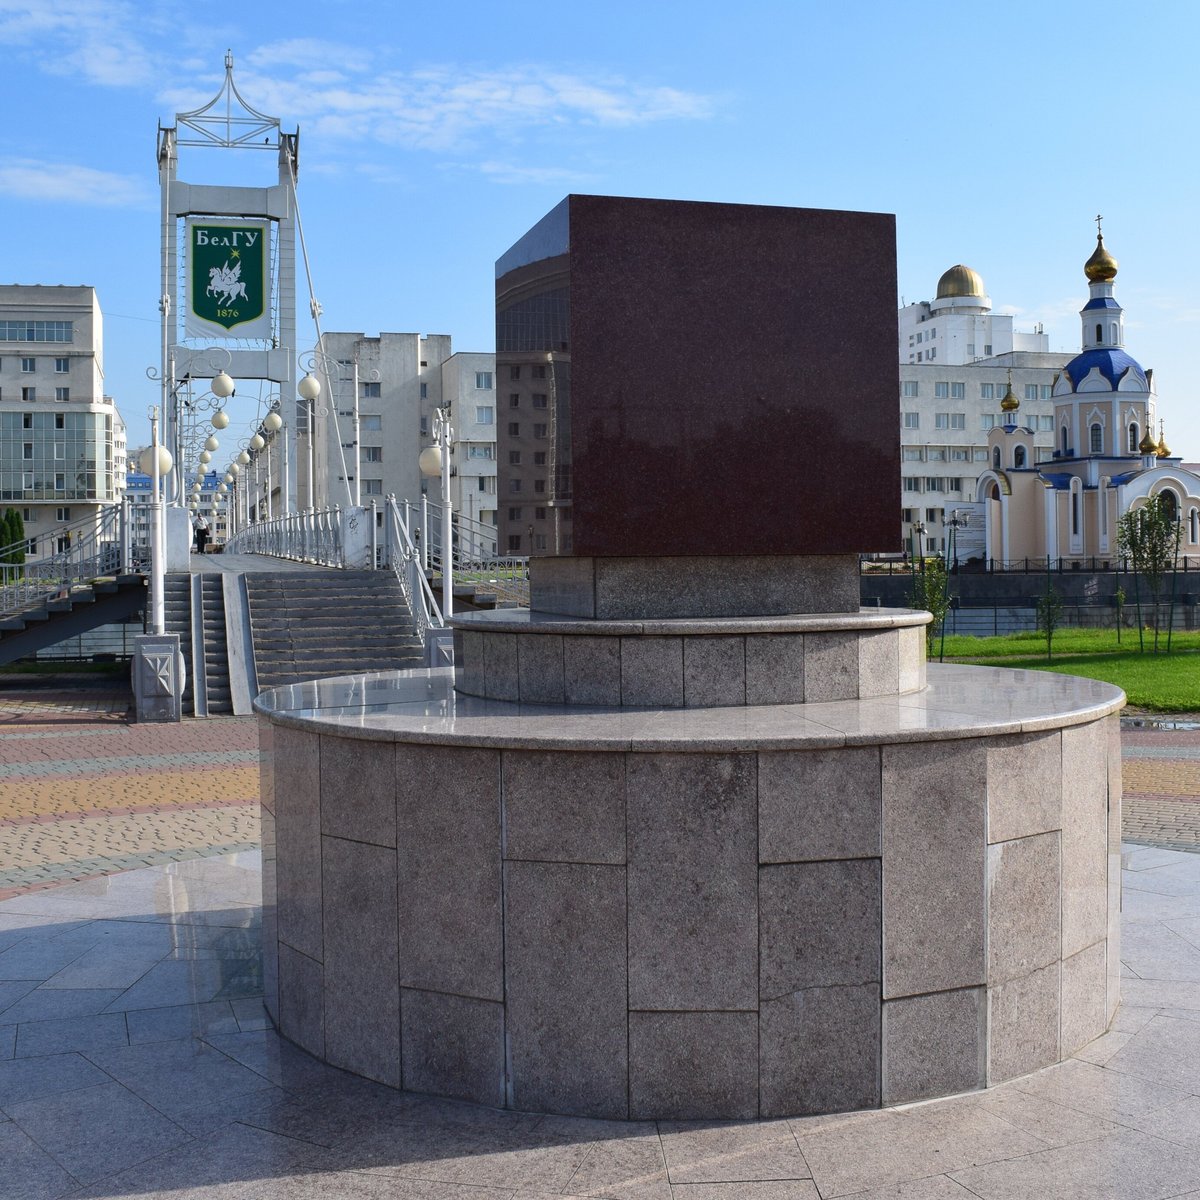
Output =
[{"x1": 938, "y1": 627, "x2": 1200, "y2": 711}]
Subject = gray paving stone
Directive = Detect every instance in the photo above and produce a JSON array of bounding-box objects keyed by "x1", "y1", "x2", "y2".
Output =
[
  {"x1": 0, "y1": 987, "x2": 123, "y2": 1024},
  {"x1": 397, "y1": 745, "x2": 503, "y2": 1001},
  {"x1": 627, "y1": 753, "x2": 757, "y2": 1011},
  {"x1": 0, "y1": 1118, "x2": 77, "y2": 1200},
  {"x1": 125, "y1": 1000, "x2": 240, "y2": 1044},
  {"x1": 318, "y1": 735, "x2": 396, "y2": 847},
  {"x1": 321, "y1": 836, "x2": 399, "y2": 1087},
  {"x1": 502, "y1": 749, "x2": 625, "y2": 864},
  {"x1": 0, "y1": 1050, "x2": 111, "y2": 1107},
  {"x1": 504, "y1": 861, "x2": 627, "y2": 1118},
  {"x1": 758, "y1": 746, "x2": 881, "y2": 863},
  {"x1": 14, "y1": 1011, "x2": 129, "y2": 1058}
]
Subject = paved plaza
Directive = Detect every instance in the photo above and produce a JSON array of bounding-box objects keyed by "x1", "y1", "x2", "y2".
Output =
[{"x1": 1, "y1": 682, "x2": 1199, "y2": 1197}]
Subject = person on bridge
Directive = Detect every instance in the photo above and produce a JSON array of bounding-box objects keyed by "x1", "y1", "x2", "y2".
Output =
[{"x1": 194, "y1": 513, "x2": 210, "y2": 555}]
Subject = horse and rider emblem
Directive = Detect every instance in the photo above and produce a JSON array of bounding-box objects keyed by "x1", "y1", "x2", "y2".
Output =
[{"x1": 187, "y1": 220, "x2": 269, "y2": 335}]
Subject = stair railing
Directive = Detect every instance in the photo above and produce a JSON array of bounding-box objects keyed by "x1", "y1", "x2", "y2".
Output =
[
  {"x1": 384, "y1": 496, "x2": 448, "y2": 662},
  {"x1": 401, "y1": 498, "x2": 530, "y2": 608},
  {"x1": 225, "y1": 508, "x2": 345, "y2": 568},
  {"x1": 0, "y1": 502, "x2": 129, "y2": 615}
]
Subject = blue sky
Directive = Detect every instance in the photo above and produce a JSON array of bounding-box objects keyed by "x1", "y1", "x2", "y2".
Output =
[{"x1": 3, "y1": 0, "x2": 1199, "y2": 459}]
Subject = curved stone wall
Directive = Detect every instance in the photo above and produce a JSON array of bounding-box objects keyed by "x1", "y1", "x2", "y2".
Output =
[{"x1": 257, "y1": 666, "x2": 1123, "y2": 1120}]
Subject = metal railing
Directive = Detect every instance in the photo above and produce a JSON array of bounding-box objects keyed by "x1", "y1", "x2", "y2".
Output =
[
  {"x1": 383, "y1": 497, "x2": 446, "y2": 657},
  {"x1": 863, "y1": 555, "x2": 1200, "y2": 576},
  {"x1": 225, "y1": 508, "x2": 345, "y2": 567},
  {"x1": 0, "y1": 503, "x2": 130, "y2": 615}
]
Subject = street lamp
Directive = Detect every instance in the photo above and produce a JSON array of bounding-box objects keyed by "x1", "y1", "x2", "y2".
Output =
[
  {"x1": 419, "y1": 403, "x2": 454, "y2": 618},
  {"x1": 910, "y1": 520, "x2": 927, "y2": 575},
  {"x1": 140, "y1": 408, "x2": 173, "y2": 636}
]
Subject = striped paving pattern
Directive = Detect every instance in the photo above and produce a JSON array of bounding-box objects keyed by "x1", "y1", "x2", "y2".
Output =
[
  {"x1": 0, "y1": 712, "x2": 259, "y2": 899},
  {"x1": 1121, "y1": 726, "x2": 1200, "y2": 852}
]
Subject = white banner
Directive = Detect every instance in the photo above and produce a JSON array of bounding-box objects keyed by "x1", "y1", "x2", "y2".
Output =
[{"x1": 184, "y1": 218, "x2": 273, "y2": 340}]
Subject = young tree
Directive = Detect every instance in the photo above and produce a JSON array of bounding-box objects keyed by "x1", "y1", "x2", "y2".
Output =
[
  {"x1": 1117, "y1": 495, "x2": 1183, "y2": 653},
  {"x1": 909, "y1": 555, "x2": 950, "y2": 654},
  {"x1": 1113, "y1": 583, "x2": 1126, "y2": 645},
  {"x1": 1036, "y1": 581, "x2": 1064, "y2": 661}
]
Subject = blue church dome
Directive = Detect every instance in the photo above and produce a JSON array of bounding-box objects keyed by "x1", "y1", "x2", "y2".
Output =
[{"x1": 1063, "y1": 347, "x2": 1148, "y2": 391}]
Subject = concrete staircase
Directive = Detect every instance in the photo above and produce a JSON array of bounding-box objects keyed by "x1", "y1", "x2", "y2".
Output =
[
  {"x1": 0, "y1": 575, "x2": 145, "y2": 666},
  {"x1": 245, "y1": 570, "x2": 425, "y2": 692},
  {"x1": 199, "y1": 576, "x2": 233, "y2": 715},
  {"x1": 163, "y1": 574, "x2": 194, "y2": 715}
]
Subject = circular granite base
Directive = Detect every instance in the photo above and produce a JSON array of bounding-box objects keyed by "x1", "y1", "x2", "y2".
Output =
[{"x1": 256, "y1": 665, "x2": 1123, "y2": 1120}]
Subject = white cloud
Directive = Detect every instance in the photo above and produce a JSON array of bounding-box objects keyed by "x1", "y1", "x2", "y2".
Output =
[
  {"x1": 0, "y1": 159, "x2": 150, "y2": 207},
  {"x1": 477, "y1": 161, "x2": 593, "y2": 187}
]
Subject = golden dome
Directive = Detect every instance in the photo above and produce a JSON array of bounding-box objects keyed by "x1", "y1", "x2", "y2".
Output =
[
  {"x1": 1138, "y1": 427, "x2": 1158, "y2": 454},
  {"x1": 1085, "y1": 234, "x2": 1118, "y2": 283},
  {"x1": 936, "y1": 264, "x2": 986, "y2": 299},
  {"x1": 999, "y1": 378, "x2": 1020, "y2": 413},
  {"x1": 1157, "y1": 422, "x2": 1171, "y2": 458}
]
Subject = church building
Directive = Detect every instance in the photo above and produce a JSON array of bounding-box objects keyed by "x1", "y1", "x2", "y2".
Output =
[{"x1": 977, "y1": 227, "x2": 1200, "y2": 565}]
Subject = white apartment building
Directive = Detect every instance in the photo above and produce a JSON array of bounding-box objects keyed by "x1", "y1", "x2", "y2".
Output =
[
  {"x1": 300, "y1": 332, "x2": 496, "y2": 544},
  {"x1": 0, "y1": 286, "x2": 123, "y2": 560},
  {"x1": 898, "y1": 266, "x2": 1071, "y2": 557}
]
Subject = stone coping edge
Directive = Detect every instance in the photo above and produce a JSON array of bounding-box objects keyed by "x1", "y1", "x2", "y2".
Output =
[
  {"x1": 448, "y1": 606, "x2": 932, "y2": 637},
  {"x1": 255, "y1": 664, "x2": 1126, "y2": 753}
]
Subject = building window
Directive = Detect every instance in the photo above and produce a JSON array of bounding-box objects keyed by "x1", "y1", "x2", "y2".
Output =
[
  {"x1": 508, "y1": 507, "x2": 522, "y2": 521},
  {"x1": 993, "y1": 447, "x2": 1001, "y2": 469},
  {"x1": 533, "y1": 423, "x2": 548, "y2": 439},
  {"x1": 22, "y1": 508, "x2": 33, "y2": 522},
  {"x1": 927, "y1": 448, "x2": 946, "y2": 461},
  {"x1": 531, "y1": 364, "x2": 546, "y2": 379},
  {"x1": 903, "y1": 412, "x2": 919, "y2": 429},
  {"x1": 419, "y1": 382, "x2": 428, "y2": 400},
  {"x1": 475, "y1": 372, "x2": 493, "y2": 390},
  {"x1": 53, "y1": 444, "x2": 64, "y2": 460},
  {"x1": 54, "y1": 473, "x2": 65, "y2": 491},
  {"x1": 980, "y1": 384, "x2": 994, "y2": 399},
  {"x1": 476, "y1": 406, "x2": 493, "y2": 424},
  {"x1": 901, "y1": 381, "x2": 919, "y2": 398},
  {"x1": 935, "y1": 413, "x2": 965, "y2": 430},
  {"x1": 509, "y1": 450, "x2": 521, "y2": 464},
  {"x1": 535, "y1": 507, "x2": 546, "y2": 520},
  {"x1": 22, "y1": 387, "x2": 35, "y2": 403},
  {"x1": 1040, "y1": 385, "x2": 1052, "y2": 400},
  {"x1": 362, "y1": 446, "x2": 383, "y2": 463},
  {"x1": 0, "y1": 320, "x2": 72, "y2": 342},
  {"x1": 22, "y1": 443, "x2": 32, "y2": 459},
  {"x1": 1014, "y1": 446, "x2": 1027, "y2": 468},
  {"x1": 508, "y1": 534, "x2": 522, "y2": 552},
  {"x1": 926, "y1": 508, "x2": 939, "y2": 522},
  {"x1": 508, "y1": 422, "x2": 520, "y2": 436},
  {"x1": 951, "y1": 449, "x2": 970, "y2": 462},
  {"x1": 1090, "y1": 423, "x2": 1103, "y2": 454},
  {"x1": 947, "y1": 478, "x2": 963, "y2": 491},
  {"x1": 55, "y1": 387, "x2": 69, "y2": 402},
  {"x1": 361, "y1": 415, "x2": 382, "y2": 432},
  {"x1": 509, "y1": 365, "x2": 521, "y2": 380},
  {"x1": 534, "y1": 479, "x2": 546, "y2": 493},
  {"x1": 1061, "y1": 426, "x2": 1069, "y2": 454},
  {"x1": 949, "y1": 382, "x2": 965, "y2": 399},
  {"x1": 532, "y1": 393, "x2": 548, "y2": 409},
  {"x1": 509, "y1": 479, "x2": 522, "y2": 492},
  {"x1": 902, "y1": 476, "x2": 922, "y2": 492},
  {"x1": 973, "y1": 449, "x2": 988, "y2": 462},
  {"x1": 1025, "y1": 384, "x2": 1038, "y2": 401},
  {"x1": 357, "y1": 382, "x2": 379, "y2": 399},
  {"x1": 903, "y1": 448, "x2": 923, "y2": 461},
  {"x1": 534, "y1": 533, "x2": 547, "y2": 551},
  {"x1": 22, "y1": 472, "x2": 33, "y2": 489},
  {"x1": 22, "y1": 413, "x2": 32, "y2": 429},
  {"x1": 901, "y1": 508, "x2": 913, "y2": 523},
  {"x1": 928, "y1": 347, "x2": 936, "y2": 360},
  {"x1": 362, "y1": 479, "x2": 383, "y2": 495},
  {"x1": 54, "y1": 357, "x2": 68, "y2": 373},
  {"x1": 1038, "y1": 416, "x2": 1054, "y2": 432},
  {"x1": 21, "y1": 357, "x2": 35, "y2": 372},
  {"x1": 981, "y1": 415, "x2": 995, "y2": 430},
  {"x1": 934, "y1": 382, "x2": 949, "y2": 399},
  {"x1": 984, "y1": 344, "x2": 992, "y2": 355},
  {"x1": 467, "y1": 444, "x2": 493, "y2": 459},
  {"x1": 509, "y1": 394, "x2": 520, "y2": 408},
  {"x1": 917, "y1": 352, "x2": 923, "y2": 362},
  {"x1": 967, "y1": 344, "x2": 975, "y2": 357},
  {"x1": 534, "y1": 451, "x2": 547, "y2": 466},
  {"x1": 1129, "y1": 423, "x2": 1139, "y2": 452}
]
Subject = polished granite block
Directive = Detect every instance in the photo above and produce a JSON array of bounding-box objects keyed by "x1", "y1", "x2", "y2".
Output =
[
  {"x1": 803, "y1": 631, "x2": 859, "y2": 703},
  {"x1": 858, "y1": 630, "x2": 899, "y2": 699},
  {"x1": 620, "y1": 636, "x2": 684, "y2": 707},
  {"x1": 482, "y1": 631, "x2": 519, "y2": 701},
  {"x1": 400, "y1": 987, "x2": 504, "y2": 1107},
  {"x1": 318, "y1": 735, "x2": 395, "y2": 847},
  {"x1": 320, "y1": 836, "x2": 399, "y2": 1087},
  {"x1": 516, "y1": 634, "x2": 566, "y2": 704},
  {"x1": 759, "y1": 860, "x2": 880, "y2": 997},
  {"x1": 988, "y1": 960, "x2": 1061, "y2": 1084},
  {"x1": 501, "y1": 749, "x2": 625, "y2": 864},
  {"x1": 627, "y1": 753, "x2": 758, "y2": 1010},
  {"x1": 272, "y1": 724, "x2": 322, "y2": 962},
  {"x1": 562, "y1": 634, "x2": 622, "y2": 705},
  {"x1": 897, "y1": 625, "x2": 924, "y2": 693},
  {"x1": 504, "y1": 861, "x2": 628, "y2": 1118},
  {"x1": 396, "y1": 745, "x2": 503, "y2": 1001},
  {"x1": 744, "y1": 632, "x2": 805, "y2": 705},
  {"x1": 986, "y1": 731, "x2": 1062, "y2": 844},
  {"x1": 758, "y1": 746, "x2": 881, "y2": 863},
  {"x1": 1108, "y1": 855, "x2": 1121, "y2": 1026},
  {"x1": 987, "y1": 831, "x2": 1060, "y2": 984},
  {"x1": 882, "y1": 987, "x2": 986, "y2": 1104},
  {"x1": 683, "y1": 635, "x2": 747, "y2": 707},
  {"x1": 274, "y1": 943, "x2": 323, "y2": 1059},
  {"x1": 457, "y1": 629, "x2": 485, "y2": 695},
  {"x1": 760, "y1": 984, "x2": 880, "y2": 1116},
  {"x1": 1107, "y1": 714, "x2": 1123, "y2": 856},
  {"x1": 882, "y1": 739, "x2": 987, "y2": 999},
  {"x1": 259, "y1": 806, "x2": 277, "y2": 1022},
  {"x1": 1061, "y1": 940, "x2": 1108, "y2": 1055},
  {"x1": 1062, "y1": 720, "x2": 1110, "y2": 959},
  {"x1": 628, "y1": 1011, "x2": 758, "y2": 1120}
]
